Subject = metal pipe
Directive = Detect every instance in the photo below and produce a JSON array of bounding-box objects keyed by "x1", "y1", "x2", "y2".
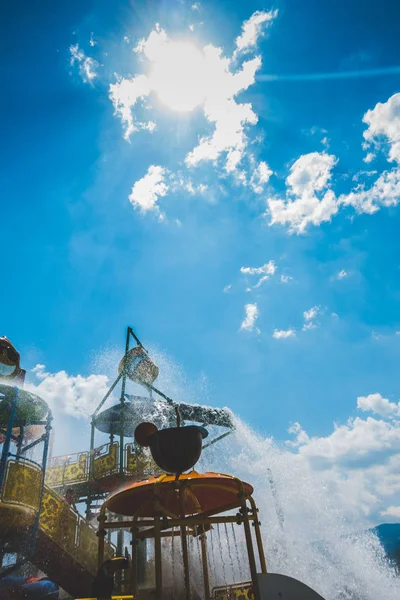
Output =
[
  {"x1": 92, "y1": 371, "x2": 123, "y2": 419},
  {"x1": 202, "y1": 429, "x2": 234, "y2": 449},
  {"x1": 20, "y1": 434, "x2": 46, "y2": 455},
  {"x1": 235, "y1": 479, "x2": 260, "y2": 600},
  {"x1": 102, "y1": 513, "x2": 254, "y2": 531},
  {"x1": 154, "y1": 513, "x2": 162, "y2": 600},
  {"x1": 97, "y1": 507, "x2": 107, "y2": 570},
  {"x1": 31, "y1": 411, "x2": 52, "y2": 547},
  {"x1": 200, "y1": 529, "x2": 211, "y2": 600},
  {"x1": 16, "y1": 426, "x2": 24, "y2": 459},
  {"x1": 0, "y1": 429, "x2": 19, "y2": 442},
  {"x1": 87, "y1": 420, "x2": 96, "y2": 520},
  {"x1": 0, "y1": 387, "x2": 18, "y2": 490},
  {"x1": 130, "y1": 527, "x2": 138, "y2": 596},
  {"x1": 128, "y1": 326, "x2": 147, "y2": 352},
  {"x1": 179, "y1": 485, "x2": 191, "y2": 600},
  {"x1": 248, "y1": 496, "x2": 267, "y2": 574}
]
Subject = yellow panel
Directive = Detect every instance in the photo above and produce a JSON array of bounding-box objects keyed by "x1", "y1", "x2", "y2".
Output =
[
  {"x1": 75, "y1": 597, "x2": 134, "y2": 599},
  {"x1": 125, "y1": 444, "x2": 156, "y2": 478},
  {"x1": 39, "y1": 486, "x2": 78, "y2": 556},
  {"x1": 45, "y1": 465, "x2": 64, "y2": 487},
  {"x1": 63, "y1": 453, "x2": 89, "y2": 484},
  {"x1": 94, "y1": 443, "x2": 118, "y2": 480},
  {"x1": 104, "y1": 539, "x2": 116, "y2": 561},
  {"x1": 76, "y1": 518, "x2": 98, "y2": 574},
  {"x1": 46, "y1": 453, "x2": 89, "y2": 487},
  {"x1": 1, "y1": 460, "x2": 42, "y2": 510},
  {"x1": 213, "y1": 582, "x2": 254, "y2": 600}
]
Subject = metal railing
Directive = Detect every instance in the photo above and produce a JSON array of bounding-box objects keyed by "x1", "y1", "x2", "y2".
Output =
[
  {"x1": 0, "y1": 457, "x2": 115, "y2": 574},
  {"x1": 46, "y1": 442, "x2": 156, "y2": 489}
]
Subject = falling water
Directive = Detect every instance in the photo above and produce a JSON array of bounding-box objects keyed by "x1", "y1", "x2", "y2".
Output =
[
  {"x1": 89, "y1": 346, "x2": 399, "y2": 600},
  {"x1": 196, "y1": 418, "x2": 399, "y2": 600}
]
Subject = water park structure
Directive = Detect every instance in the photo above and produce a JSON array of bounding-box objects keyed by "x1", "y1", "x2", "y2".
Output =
[{"x1": 0, "y1": 329, "x2": 328, "y2": 599}]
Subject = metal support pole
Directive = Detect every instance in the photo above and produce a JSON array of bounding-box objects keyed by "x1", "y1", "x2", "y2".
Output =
[
  {"x1": 92, "y1": 371, "x2": 124, "y2": 420},
  {"x1": 202, "y1": 430, "x2": 234, "y2": 449},
  {"x1": 31, "y1": 411, "x2": 52, "y2": 547},
  {"x1": 97, "y1": 508, "x2": 107, "y2": 570},
  {"x1": 179, "y1": 485, "x2": 191, "y2": 600},
  {"x1": 154, "y1": 513, "x2": 162, "y2": 600},
  {"x1": 87, "y1": 420, "x2": 96, "y2": 520},
  {"x1": 235, "y1": 480, "x2": 260, "y2": 600},
  {"x1": 130, "y1": 527, "x2": 138, "y2": 597},
  {"x1": 200, "y1": 529, "x2": 211, "y2": 600},
  {"x1": 137, "y1": 540, "x2": 147, "y2": 586},
  {"x1": 248, "y1": 496, "x2": 267, "y2": 574},
  {"x1": 0, "y1": 387, "x2": 18, "y2": 490},
  {"x1": 127, "y1": 326, "x2": 146, "y2": 351},
  {"x1": 16, "y1": 426, "x2": 24, "y2": 460}
]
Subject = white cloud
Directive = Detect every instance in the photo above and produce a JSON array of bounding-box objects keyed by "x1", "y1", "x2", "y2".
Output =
[
  {"x1": 337, "y1": 269, "x2": 349, "y2": 280},
  {"x1": 185, "y1": 53, "x2": 262, "y2": 172},
  {"x1": 182, "y1": 179, "x2": 208, "y2": 195},
  {"x1": 240, "y1": 303, "x2": 259, "y2": 332},
  {"x1": 69, "y1": 44, "x2": 98, "y2": 84},
  {"x1": 287, "y1": 152, "x2": 336, "y2": 195},
  {"x1": 321, "y1": 136, "x2": 329, "y2": 148},
  {"x1": 240, "y1": 260, "x2": 276, "y2": 277},
  {"x1": 280, "y1": 274, "x2": 292, "y2": 283},
  {"x1": 267, "y1": 152, "x2": 339, "y2": 234},
  {"x1": 89, "y1": 33, "x2": 96, "y2": 47},
  {"x1": 302, "y1": 305, "x2": 320, "y2": 332},
  {"x1": 291, "y1": 415, "x2": 387, "y2": 462},
  {"x1": 234, "y1": 10, "x2": 278, "y2": 56},
  {"x1": 362, "y1": 92, "x2": 400, "y2": 164},
  {"x1": 223, "y1": 284, "x2": 232, "y2": 293},
  {"x1": 302, "y1": 321, "x2": 317, "y2": 331},
  {"x1": 303, "y1": 305, "x2": 320, "y2": 321},
  {"x1": 110, "y1": 13, "x2": 277, "y2": 180},
  {"x1": 286, "y1": 422, "x2": 310, "y2": 446},
  {"x1": 27, "y1": 364, "x2": 110, "y2": 420},
  {"x1": 357, "y1": 393, "x2": 400, "y2": 418},
  {"x1": 273, "y1": 328, "x2": 296, "y2": 339},
  {"x1": 364, "y1": 152, "x2": 375, "y2": 164},
  {"x1": 339, "y1": 93, "x2": 400, "y2": 215},
  {"x1": 240, "y1": 260, "x2": 277, "y2": 289},
  {"x1": 380, "y1": 505, "x2": 400, "y2": 518},
  {"x1": 191, "y1": 2, "x2": 200, "y2": 10},
  {"x1": 129, "y1": 165, "x2": 169, "y2": 213},
  {"x1": 250, "y1": 160, "x2": 273, "y2": 193},
  {"x1": 109, "y1": 74, "x2": 152, "y2": 140},
  {"x1": 282, "y1": 406, "x2": 400, "y2": 524},
  {"x1": 267, "y1": 93, "x2": 400, "y2": 233},
  {"x1": 253, "y1": 275, "x2": 270, "y2": 289},
  {"x1": 339, "y1": 163, "x2": 400, "y2": 215}
]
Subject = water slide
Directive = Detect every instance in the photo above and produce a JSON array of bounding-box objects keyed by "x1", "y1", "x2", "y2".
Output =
[{"x1": 0, "y1": 458, "x2": 115, "y2": 598}]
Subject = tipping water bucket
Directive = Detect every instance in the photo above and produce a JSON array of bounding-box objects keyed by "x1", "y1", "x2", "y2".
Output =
[{"x1": 118, "y1": 346, "x2": 159, "y2": 385}]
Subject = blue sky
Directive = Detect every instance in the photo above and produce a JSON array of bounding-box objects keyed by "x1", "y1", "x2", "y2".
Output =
[{"x1": 3, "y1": 0, "x2": 400, "y2": 523}]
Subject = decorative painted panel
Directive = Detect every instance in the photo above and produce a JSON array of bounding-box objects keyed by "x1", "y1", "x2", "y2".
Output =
[
  {"x1": 1, "y1": 459, "x2": 42, "y2": 510},
  {"x1": 213, "y1": 582, "x2": 254, "y2": 600},
  {"x1": 93, "y1": 443, "x2": 118, "y2": 480}
]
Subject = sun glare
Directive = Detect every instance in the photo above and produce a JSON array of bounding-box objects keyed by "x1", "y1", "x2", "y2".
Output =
[{"x1": 149, "y1": 41, "x2": 207, "y2": 112}]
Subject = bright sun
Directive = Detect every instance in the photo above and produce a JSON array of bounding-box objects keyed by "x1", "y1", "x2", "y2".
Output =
[{"x1": 150, "y1": 41, "x2": 207, "y2": 113}]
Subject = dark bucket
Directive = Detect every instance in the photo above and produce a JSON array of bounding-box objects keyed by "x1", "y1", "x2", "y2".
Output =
[{"x1": 144, "y1": 425, "x2": 208, "y2": 474}]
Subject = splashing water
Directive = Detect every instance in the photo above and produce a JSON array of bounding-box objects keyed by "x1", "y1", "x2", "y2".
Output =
[
  {"x1": 196, "y1": 417, "x2": 399, "y2": 600},
  {"x1": 91, "y1": 346, "x2": 399, "y2": 599}
]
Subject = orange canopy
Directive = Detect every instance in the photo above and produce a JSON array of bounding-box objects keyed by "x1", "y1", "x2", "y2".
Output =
[{"x1": 104, "y1": 471, "x2": 253, "y2": 518}]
